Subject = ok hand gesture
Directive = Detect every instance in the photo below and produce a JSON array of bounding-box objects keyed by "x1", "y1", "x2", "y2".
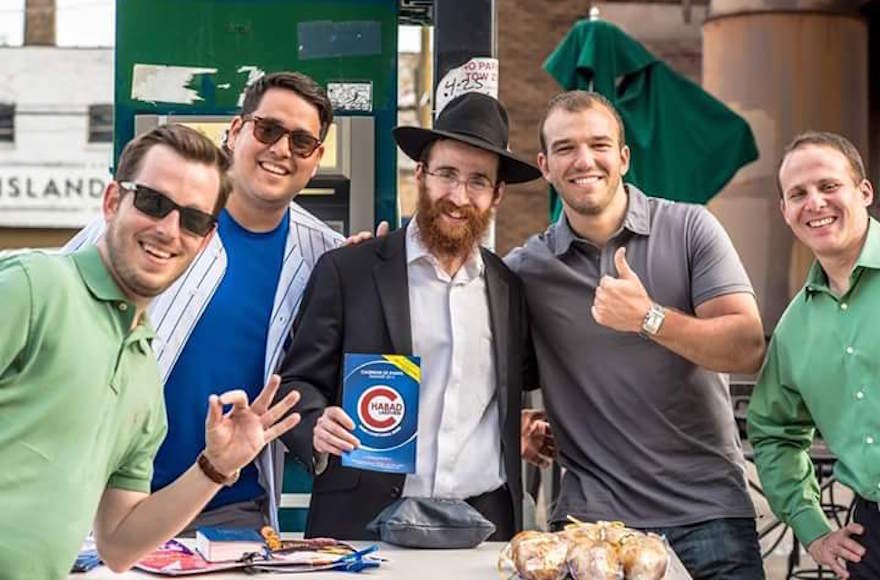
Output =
[{"x1": 203, "y1": 374, "x2": 301, "y2": 478}]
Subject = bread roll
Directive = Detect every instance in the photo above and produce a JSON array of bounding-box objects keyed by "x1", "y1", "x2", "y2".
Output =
[
  {"x1": 618, "y1": 534, "x2": 669, "y2": 580},
  {"x1": 509, "y1": 531, "x2": 569, "y2": 580},
  {"x1": 566, "y1": 539, "x2": 624, "y2": 580}
]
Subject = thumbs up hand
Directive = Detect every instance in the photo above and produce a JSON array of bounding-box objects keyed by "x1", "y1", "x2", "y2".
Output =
[
  {"x1": 613, "y1": 245, "x2": 638, "y2": 281},
  {"x1": 591, "y1": 247, "x2": 653, "y2": 333}
]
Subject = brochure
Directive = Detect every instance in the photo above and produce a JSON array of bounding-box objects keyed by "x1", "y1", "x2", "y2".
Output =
[
  {"x1": 135, "y1": 540, "x2": 241, "y2": 576},
  {"x1": 341, "y1": 353, "x2": 420, "y2": 474},
  {"x1": 134, "y1": 539, "x2": 381, "y2": 576}
]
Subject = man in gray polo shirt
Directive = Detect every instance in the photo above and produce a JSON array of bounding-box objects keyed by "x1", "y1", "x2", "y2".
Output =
[{"x1": 507, "y1": 91, "x2": 766, "y2": 579}]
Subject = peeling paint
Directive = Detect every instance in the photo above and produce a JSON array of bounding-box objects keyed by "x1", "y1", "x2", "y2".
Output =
[
  {"x1": 236, "y1": 66, "x2": 266, "y2": 106},
  {"x1": 131, "y1": 64, "x2": 217, "y2": 104}
]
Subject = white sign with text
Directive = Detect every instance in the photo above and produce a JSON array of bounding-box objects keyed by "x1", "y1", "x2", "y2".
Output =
[
  {"x1": 435, "y1": 57, "x2": 499, "y2": 118},
  {"x1": 0, "y1": 167, "x2": 108, "y2": 227}
]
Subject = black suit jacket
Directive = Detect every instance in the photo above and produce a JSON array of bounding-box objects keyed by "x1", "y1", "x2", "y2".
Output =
[{"x1": 276, "y1": 226, "x2": 536, "y2": 539}]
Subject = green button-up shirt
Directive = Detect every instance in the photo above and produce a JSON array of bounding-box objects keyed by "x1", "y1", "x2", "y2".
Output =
[
  {"x1": 0, "y1": 247, "x2": 167, "y2": 579},
  {"x1": 748, "y1": 218, "x2": 880, "y2": 547}
]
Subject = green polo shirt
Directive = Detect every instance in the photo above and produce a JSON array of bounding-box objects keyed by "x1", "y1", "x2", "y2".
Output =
[
  {"x1": 0, "y1": 247, "x2": 167, "y2": 579},
  {"x1": 748, "y1": 218, "x2": 880, "y2": 547}
]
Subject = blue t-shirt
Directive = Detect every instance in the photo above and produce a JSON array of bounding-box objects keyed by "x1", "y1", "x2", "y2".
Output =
[{"x1": 152, "y1": 209, "x2": 289, "y2": 510}]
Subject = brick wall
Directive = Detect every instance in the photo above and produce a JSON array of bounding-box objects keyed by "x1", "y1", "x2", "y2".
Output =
[{"x1": 496, "y1": 1, "x2": 587, "y2": 254}]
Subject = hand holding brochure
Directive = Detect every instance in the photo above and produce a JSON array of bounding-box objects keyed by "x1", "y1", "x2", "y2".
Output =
[{"x1": 342, "y1": 354, "x2": 420, "y2": 474}]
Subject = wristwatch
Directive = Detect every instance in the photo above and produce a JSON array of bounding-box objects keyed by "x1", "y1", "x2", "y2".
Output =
[
  {"x1": 197, "y1": 451, "x2": 241, "y2": 486},
  {"x1": 640, "y1": 302, "x2": 666, "y2": 337}
]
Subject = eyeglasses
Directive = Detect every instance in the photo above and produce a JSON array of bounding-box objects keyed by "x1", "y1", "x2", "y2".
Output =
[
  {"x1": 242, "y1": 115, "x2": 322, "y2": 158},
  {"x1": 423, "y1": 167, "x2": 496, "y2": 196},
  {"x1": 118, "y1": 182, "x2": 217, "y2": 237}
]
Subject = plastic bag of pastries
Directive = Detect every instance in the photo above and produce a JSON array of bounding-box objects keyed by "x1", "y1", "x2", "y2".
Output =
[
  {"x1": 617, "y1": 533, "x2": 669, "y2": 580},
  {"x1": 565, "y1": 538, "x2": 624, "y2": 580},
  {"x1": 561, "y1": 518, "x2": 669, "y2": 580},
  {"x1": 498, "y1": 530, "x2": 569, "y2": 580},
  {"x1": 500, "y1": 519, "x2": 671, "y2": 580}
]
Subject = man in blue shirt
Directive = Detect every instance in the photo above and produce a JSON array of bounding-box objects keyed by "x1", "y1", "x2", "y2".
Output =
[{"x1": 68, "y1": 72, "x2": 366, "y2": 531}]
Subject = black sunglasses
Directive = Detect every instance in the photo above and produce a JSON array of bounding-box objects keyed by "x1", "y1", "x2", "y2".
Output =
[
  {"x1": 243, "y1": 115, "x2": 322, "y2": 158},
  {"x1": 118, "y1": 182, "x2": 217, "y2": 236}
]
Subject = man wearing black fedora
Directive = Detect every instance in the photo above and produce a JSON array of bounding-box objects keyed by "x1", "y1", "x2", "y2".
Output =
[{"x1": 274, "y1": 92, "x2": 541, "y2": 540}]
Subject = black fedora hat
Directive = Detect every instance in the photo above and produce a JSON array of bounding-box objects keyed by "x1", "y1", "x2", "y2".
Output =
[{"x1": 393, "y1": 92, "x2": 542, "y2": 184}]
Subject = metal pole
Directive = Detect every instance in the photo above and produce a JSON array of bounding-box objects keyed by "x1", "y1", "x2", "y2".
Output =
[{"x1": 432, "y1": 0, "x2": 495, "y2": 108}]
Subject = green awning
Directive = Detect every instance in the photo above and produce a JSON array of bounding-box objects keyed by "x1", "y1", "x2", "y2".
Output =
[{"x1": 543, "y1": 19, "x2": 758, "y2": 220}]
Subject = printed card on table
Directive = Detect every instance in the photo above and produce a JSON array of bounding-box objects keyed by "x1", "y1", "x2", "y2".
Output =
[{"x1": 341, "y1": 353, "x2": 420, "y2": 474}]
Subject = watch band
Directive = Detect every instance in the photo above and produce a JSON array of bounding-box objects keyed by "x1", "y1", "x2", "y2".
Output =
[{"x1": 197, "y1": 452, "x2": 240, "y2": 486}]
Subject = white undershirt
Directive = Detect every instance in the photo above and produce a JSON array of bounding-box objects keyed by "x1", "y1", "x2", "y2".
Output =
[{"x1": 402, "y1": 219, "x2": 505, "y2": 499}]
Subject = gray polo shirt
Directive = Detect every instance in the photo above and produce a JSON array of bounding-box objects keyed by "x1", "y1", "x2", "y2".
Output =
[{"x1": 505, "y1": 185, "x2": 755, "y2": 528}]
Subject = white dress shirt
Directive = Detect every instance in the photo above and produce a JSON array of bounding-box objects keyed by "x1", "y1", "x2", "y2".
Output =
[{"x1": 402, "y1": 219, "x2": 505, "y2": 499}]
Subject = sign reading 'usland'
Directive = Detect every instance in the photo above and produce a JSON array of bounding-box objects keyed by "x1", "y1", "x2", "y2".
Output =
[{"x1": 0, "y1": 170, "x2": 108, "y2": 228}]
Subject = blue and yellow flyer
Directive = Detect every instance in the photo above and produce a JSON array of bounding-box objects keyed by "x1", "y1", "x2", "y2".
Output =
[{"x1": 341, "y1": 353, "x2": 420, "y2": 474}]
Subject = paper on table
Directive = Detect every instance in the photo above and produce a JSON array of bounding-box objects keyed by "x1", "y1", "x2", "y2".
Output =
[{"x1": 134, "y1": 539, "x2": 383, "y2": 576}]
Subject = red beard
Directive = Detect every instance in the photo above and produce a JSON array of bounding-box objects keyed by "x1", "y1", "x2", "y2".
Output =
[{"x1": 415, "y1": 183, "x2": 493, "y2": 259}]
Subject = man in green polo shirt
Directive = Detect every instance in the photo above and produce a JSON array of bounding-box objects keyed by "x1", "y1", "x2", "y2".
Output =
[
  {"x1": 0, "y1": 124, "x2": 302, "y2": 579},
  {"x1": 749, "y1": 131, "x2": 880, "y2": 579}
]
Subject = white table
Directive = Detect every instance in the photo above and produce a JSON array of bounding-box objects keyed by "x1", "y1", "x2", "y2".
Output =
[{"x1": 76, "y1": 539, "x2": 691, "y2": 579}]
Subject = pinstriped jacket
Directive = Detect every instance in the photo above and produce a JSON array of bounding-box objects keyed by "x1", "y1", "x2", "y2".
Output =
[{"x1": 64, "y1": 202, "x2": 344, "y2": 528}]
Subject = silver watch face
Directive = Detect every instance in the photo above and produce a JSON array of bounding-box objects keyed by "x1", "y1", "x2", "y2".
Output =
[{"x1": 642, "y1": 304, "x2": 665, "y2": 335}]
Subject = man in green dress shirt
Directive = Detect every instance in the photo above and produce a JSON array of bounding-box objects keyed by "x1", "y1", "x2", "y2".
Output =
[{"x1": 749, "y1": 131, "x2": 880, "y2": 579}]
